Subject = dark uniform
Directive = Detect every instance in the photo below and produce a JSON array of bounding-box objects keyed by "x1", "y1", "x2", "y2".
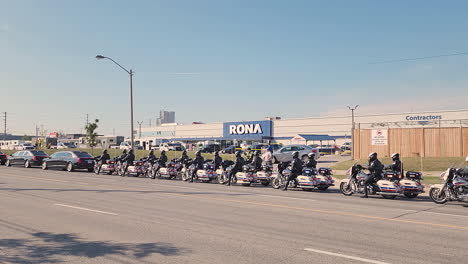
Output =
[
  {"x1": 228, "y1": 151, "x2": 245, "y2": 186},
  {"x1": 213, "y1": 152, "x2": 223, "y2": 170},
  {"x1": 97, "y1": 150, "x2": 111, "y2": 174},
  {"x1": 191, "y1": 152, "x2": 204, "y2": 182},
  {"x1": 284, "y1": 152, "x2": 303, "y2": 191},
  {"x1": 363, "y1": 152, "x2": 384, "y2": 198}
]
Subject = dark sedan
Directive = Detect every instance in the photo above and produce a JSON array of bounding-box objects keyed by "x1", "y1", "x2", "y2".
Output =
[
  {"x1": 0, "y1": 151, "x2": 7, "y2": 165},
  {"x1": 5, "y1": 150, "x2": 49, "y2": 168},
  {"x1": 42, "y1": 151, "x2": 95, "y2": 172}
]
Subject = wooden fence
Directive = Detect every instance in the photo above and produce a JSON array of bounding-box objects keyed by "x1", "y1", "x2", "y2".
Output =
[{"x1": 353, "y1": 127, "x2": 468, "y2": 159}]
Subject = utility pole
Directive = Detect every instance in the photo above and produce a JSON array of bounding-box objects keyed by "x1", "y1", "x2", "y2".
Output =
[
  {"x1": 86, "y1": 114, "x2": 89, "y2": 126},
  {"x1": 347, "y1": 105, "x2": 359, "y2": 160},
  {"x1": 148, "y1": 119, "x2": 152, "y2": 127},
  {"x1": 2, "y1": 112, "x2": 6, "y2": 141},
  {"x1": 137, "y1": 121, "x2": 143, "y2": 138}
]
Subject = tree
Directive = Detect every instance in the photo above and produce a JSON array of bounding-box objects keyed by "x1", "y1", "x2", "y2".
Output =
[
  {"x1": 85, "y1": 119, "x2": 99, "y2": 149},
  {"x1": 22, "y1": 135, "x2": 32, "y2": 141}
]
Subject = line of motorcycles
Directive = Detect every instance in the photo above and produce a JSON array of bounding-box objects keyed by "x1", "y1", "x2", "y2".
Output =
[
  {"x1": 93, "y1": 156, "x2": 337, "y2": 191},
  {"x1": 92, "y1": 155, "x2": 468, "y2": 204}
]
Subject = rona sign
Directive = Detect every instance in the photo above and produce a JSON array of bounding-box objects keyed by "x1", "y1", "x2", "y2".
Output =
[{"x1": 223, "y1": 121, "x2": 272, "y2": 139}]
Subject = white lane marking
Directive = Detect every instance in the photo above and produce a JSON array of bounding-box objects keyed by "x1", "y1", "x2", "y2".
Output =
[
  {"x1": 54, "y1": 204, "x2": 118, "y2": 216},
  {"x1": 261, "y1": 194, "x2": 316, "y2": 202},
  {"x1": 304, "y1": 248, "x2": 391, "y2": 264}
]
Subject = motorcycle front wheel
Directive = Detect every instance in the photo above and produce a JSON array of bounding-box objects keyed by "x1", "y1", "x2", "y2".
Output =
[
  {"x1": 429, "y1": 188, "x2": 448, "y2": 204},
  {"x1": 271, "y1": 177, "x2": 281, "y2": 189},
  {"x1": 218, "y1": 174, "x2": 226, "y2": 184},
  {"x1": 340, "y1": 181, "x2": 354, "y2": 196}
]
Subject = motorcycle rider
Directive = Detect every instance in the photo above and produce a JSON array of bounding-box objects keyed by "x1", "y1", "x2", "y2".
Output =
[
  {"x1": 227, "y1": 151, "x2": 245, "y2": 186},
  {"x1": 251, "y1": 151, "x2": 263, "y2": 171},
  {"x1": 304, "y1": 153, "x2": 317, "y2": 169},
  {"x1": 122, "y1": 149, "x2": 135, "y2": 176},
  {"x1": 213, "y1": 151, "x2": 223, "y2": 170},
  {"x1": 385, "y1": 153, "x2": 403, "y2": 177},
  {"x1": 362, "y1": 152, "x2": 384, "y2": 198},
  {"x1": 96, "y1": 149, "x2": 111, "y2": 174},
  {"x1": 190, "y1": 151, "x2": 205, "y2": 182},
  {"x1": 148, "y1": 149, "x2": 156, "y2": 161},
  {"x1": 159, "y1": 150, "x2": 168, "y2": 167},
  {"x1": 283, "y1": 151, "x2": 303, "y2": 191},
  {"x1": 119, "y1": 149, "x2": 128, "y2": 161},
  {"x1": 178, "y1": 150, "x2": 190, "y2": 164}
]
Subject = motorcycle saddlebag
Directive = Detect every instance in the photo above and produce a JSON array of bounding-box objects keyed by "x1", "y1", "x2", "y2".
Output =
[{"x1": 406, "y1": 171, "x2": 422, "y2": 180}]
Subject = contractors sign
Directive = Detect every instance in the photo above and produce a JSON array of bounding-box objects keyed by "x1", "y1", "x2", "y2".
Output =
[
  {"x1": 371, "y1": 129, "x2": 388, "y2": 145},
  {"x1": 223, "y1": 120, "x2": 272, "y2": 139}
]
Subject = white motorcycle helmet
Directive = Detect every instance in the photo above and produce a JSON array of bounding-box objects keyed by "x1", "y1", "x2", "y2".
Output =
[{"x1": 466, "y1": 156, "x2": 468, "y2": 162}]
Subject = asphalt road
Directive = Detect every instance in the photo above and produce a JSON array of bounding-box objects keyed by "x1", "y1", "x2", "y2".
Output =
[{"x1": 0, "y1": 166, "x2": 467, "y2": 264}]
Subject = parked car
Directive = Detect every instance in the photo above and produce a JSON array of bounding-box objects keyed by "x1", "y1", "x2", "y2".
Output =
[
  {"x1": 222, "y1": 145, "x2": 240, "y2": 154},
  {"x1": 159, "y1": 143, "x2": 183, "y2": 151},
  {"x1": 199, "y1": 144, "x2": 221, "y2": 153},
  {"x1": 15, "y1": 143, "x2": 35, "y2": 150},
  {"x1": 273, "y1": 145, "x2": 319, "y2": 163},
  {"x1": 5, "y1": 150, "x2": 49, "y2": 168},
  {"x1": 41, "y1": 151, "x2": 95, "y2": 172},
  {"x1": 119, "y1": 142, "x2": 132, "y2": 150},
  {"x1": 0, "y1": 151, "x2": 7, "y2": 165}
]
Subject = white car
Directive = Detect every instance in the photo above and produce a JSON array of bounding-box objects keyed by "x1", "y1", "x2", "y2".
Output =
[
  {"x1": 119, "y1": 142, "x2": 132, "y2": 150},
  {"x1": 273, "y1": 145, "x2": 320, "y2": 163},
  {"x1": 159, "y1": 143, "x2": 183, "y2": 151},
  {"x1": 15, "y1": 143, "x2": 35, "y2": 150}
]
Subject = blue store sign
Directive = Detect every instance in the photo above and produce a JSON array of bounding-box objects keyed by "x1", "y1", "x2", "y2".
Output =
[{"x1": 223, "y1": 120, "x2": 272, "y2": 139}]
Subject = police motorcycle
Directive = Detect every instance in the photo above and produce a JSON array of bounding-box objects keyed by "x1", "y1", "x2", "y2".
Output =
[
  {"x1": 255, "y1": 163, "x2": 274, "y2": 186},
  {"x1": 155, "y1": 159, "x2": 178, "y2": 180},
  {"x1": 429, "y1": 164, "x2": 468, "y2": 204},
  {"x1": 217, "y1": 160, "x2": 235, "y2": 184},
  {"x1": 195, "y1": 160, "x2": 218, "y2": 183},
  {"x1": 125, "y1": 158, "x2": 146, "y2": 177},
  {"x1": 296, "y1": 167, "x2": 320, "y2": 191},
  {"x1": 181, "y1": 159, "x2": 197, "y2": 181},
  {"x1": 382, "y1": 170, "x2": 424, "y2": 198},
  {"x1": 94, "y1": 156, "x2": 117, "y2": 175},
  {"x1": 340, "y1": 164, "x2": 423, "y2": 199},
  {"x1": 315, "y1": 168, "x2": 335, "y2": 191},
  {"x1": 235, "y1": 164, "x2": 258, "y2": 186},
  {"x1": 271, "y1": 162, "x2": 298, "y2": 189}
]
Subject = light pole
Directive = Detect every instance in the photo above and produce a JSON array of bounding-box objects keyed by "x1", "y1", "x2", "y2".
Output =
[
  {"x1": 347, "y1": 105, "x2": 359, "y2": 160},
  {"x1": 96, "y1": 55, "x2": 135, "y2": 149}
]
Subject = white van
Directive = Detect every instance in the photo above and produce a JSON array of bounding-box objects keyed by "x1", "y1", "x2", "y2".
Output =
[{"x1": 119, "y1": 142, "x2": 132, "y2": 150}]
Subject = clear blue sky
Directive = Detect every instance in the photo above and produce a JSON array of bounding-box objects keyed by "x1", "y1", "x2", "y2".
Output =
[{"x1": 2, "y1": 0, "x2": 468, "y2": 136}]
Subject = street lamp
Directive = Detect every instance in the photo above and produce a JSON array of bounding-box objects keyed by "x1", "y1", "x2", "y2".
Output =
[
  {"x1": 347, "y1": 105, "x2": 359, "y2": 160},
  {"x1": 96, "y1": 55, "x2": 135, "y2": 149}
]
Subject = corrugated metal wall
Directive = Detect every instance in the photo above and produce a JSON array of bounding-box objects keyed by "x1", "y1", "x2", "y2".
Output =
[{"x1": 354, "y1": 127, "x2": 467, "y2": 159}]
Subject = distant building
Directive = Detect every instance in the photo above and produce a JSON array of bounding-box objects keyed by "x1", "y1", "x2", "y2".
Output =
[{"x1": 156, "y1": 110, "x2": 175, "y2": 125}]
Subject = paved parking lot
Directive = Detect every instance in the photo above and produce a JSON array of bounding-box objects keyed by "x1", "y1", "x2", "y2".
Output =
[{"x1": 0, "y1": 167, "x2": 467, "y2": 263}]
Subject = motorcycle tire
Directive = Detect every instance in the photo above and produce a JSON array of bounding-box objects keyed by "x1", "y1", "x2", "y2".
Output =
[
  {"x1": 218, "y1": 174, "x2": 226, "y2": 184},
  {"x1": 340, "y1": 182, "x2": 354, "y2": 196},
  {"x1": 429, "y1": 188, "x2": 448, "y2": 204},
  {"x1": 230, "y1": 176, "x2": 237, "y2": 184},
  {"x1": 271, "y1": 177, "x2": 281, "y2": 189},
  {"x1": 94, "y1": 167, "x2": 100, "y2": 175},
  {"x1": 261, "y1": 181, "x2": 269, "y2": 187}
]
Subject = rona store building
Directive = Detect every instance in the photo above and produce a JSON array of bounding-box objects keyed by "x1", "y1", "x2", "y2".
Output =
[{"x1": 137, "y1": 109, "x2": 468, "y2": 157}]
